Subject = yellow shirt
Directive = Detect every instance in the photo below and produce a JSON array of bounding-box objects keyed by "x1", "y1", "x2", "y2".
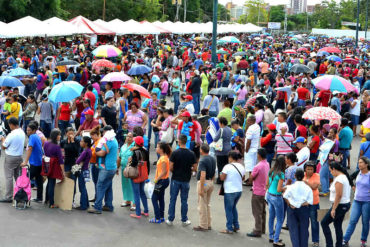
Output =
[
  {"x1": 155, "y1": 155, "x2": 169, "y2": 180},
  {"x1": 361, "y1": 125, "x2": 370, "y2": 143},
  {"x1": 7, "y1": 102, "x2": 20, "y2": 119}
]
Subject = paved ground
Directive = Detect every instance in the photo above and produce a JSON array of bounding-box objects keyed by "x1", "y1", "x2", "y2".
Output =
[{"x1": 0, "y1": 132, "x2": 365, "y2": 247}]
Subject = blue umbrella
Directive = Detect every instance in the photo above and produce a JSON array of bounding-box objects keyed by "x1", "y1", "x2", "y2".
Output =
[
  {"x1": 0, "y1": 76, "x2": 24, "y2": 87},
  {"x1": 8, "y1": 68, "x2": 34, "y2": 77},
  {"x1": 308, "y1": 36, "x2": 316, "y2": 40},
  {"x1": 48, "y1": 81, "x2": 83, "y2": 103},
  {"x1": 127, "y1": 65, "x2": 152, "y2": 76},
  {"x1": 327, "y1": 55, "x2": 342, "y2": 62},
  {"x1": 317, "y1": 51, "x2": 330, "y2": 57}
]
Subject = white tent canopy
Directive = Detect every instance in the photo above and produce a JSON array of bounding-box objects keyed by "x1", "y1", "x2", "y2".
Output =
[
  {"x1": 68, "y1": 16, "x2": 115, "y2": 35},
  {"x1": 44, "y1": 17, "x2": 80, "y2": 36},
  {"x1": 312, "y1": 28, "x2": 369, "y2": 39},
  {"x1": 108, "y1": 19, "x2": 128, "y2": 35},
  {"x1": 2, "y1": 16, "x2": 50, "y2": 38}
]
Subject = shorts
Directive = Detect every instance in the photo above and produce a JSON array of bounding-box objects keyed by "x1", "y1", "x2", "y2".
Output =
[{"x1": 351, "y1": 114, "x2": 359, "y2": 126}]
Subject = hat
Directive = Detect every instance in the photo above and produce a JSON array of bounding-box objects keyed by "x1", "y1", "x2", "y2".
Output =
[
  {"x1": 236, "y1": 78, "x2": 242, "y2": 82},
  {"x1": 250, "y1": 56, "x2": 254, "y2": 60},
  {"x1": 293, "y1": 136, "x2": 306, "y2": 144},
  {"x1": 267, "y1": 123, "x2": 276, "y2": 131},
  {"x1": 85, "y1": 109, "x2": 94, "y2": 116},
  {"x1": 194, "y1": 70, "x2": 200, "y2": 76},
  {"x1": 181, "y1": 111, "x2": 191, "y2": 117},
  {"x1": 184, "y1": 95, "x2": 193, "y2": 101},
  {"x1": 134, "y1": 136, "x2": 144, "y2": 147},
  {"x1": 280, "y1": 122, "x2": 288, "y2": 130}
]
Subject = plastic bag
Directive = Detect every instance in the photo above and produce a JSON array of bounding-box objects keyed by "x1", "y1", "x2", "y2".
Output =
[{"x1": 144, "y1": 180, "x2": 154, "y2": 199}]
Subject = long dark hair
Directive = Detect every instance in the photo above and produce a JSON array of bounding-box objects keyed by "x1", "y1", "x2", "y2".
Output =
[
  {"x1": 158, "y1": 142, "x2": 172, "y2": 157},
  {"x1": 329, "y1": 162, "x2": 354, "y2": 186},
  {"x1": 269, "y1": 155, "x2": 286, "y2": 176},
  {"x1": 50, "y1": 128, "x2": 61, "y2": 144}
]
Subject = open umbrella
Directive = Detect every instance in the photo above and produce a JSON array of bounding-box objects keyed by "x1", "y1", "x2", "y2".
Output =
[
  {"x1": 327, "y1": 55, "x2": 342, "y2": 63},
  {"x1": 343, "y1": 58, "x2": 359, "y2": 65},
  {"x1": 56, "y1": 60, "x2": 79, "y2": 66},
  {"x1": 209, "y1": 87, "x2": 235, "y2": 95},
  {"x1": 318, "y1": 47, "x2": 341, "y2": 54},
  {"x1": 92, "y1": 45, "x2": 122, "y2": 58},
  {"x1": 218, "y1": 36, "x2": 241, "y2": 44},
  {"x1": 127, "y1": 65, "x2": 152, "y2": 76},
  {"x1": 302, "y1": 107, "x2": 341, "y2": 121},
  {"x1": 7, "y1": 68, "x2": 34, "y2": 77},
  {"x1": 297, "y1": 47, "x2": 308, "y2": 52},
  {"x1": 143, "y1": 48, "x2": 155, "y2": 56},
  {"x1": 312, "y1": 75, "x2": 358, "y2": 94},
  {"x1": 302, "y1": 43, "x2": 311, "y2": 47},
  {"x1": 92, "y1": 59, "x2": 115, "y2": 69},
  {"x1": 232, "y1": 51, "x2": 247, "y2": 57},
  {"x1": 122, "y1": 83, "x2": 151, "y2": 98},
  {"x1": 284, "y1": 49, "x2": 297, "y2": 54},
  {"x1": 48, "y1": 81, "x2": 83, "y2": 103},
  {"x1": 101, "y1": 72, "x2": 131, "y2": 82},
  {"x1": 0, "y1": 76, "x2": 24, "y2": 87},
  {"x1": 362, "y1": 118, "x2": 370, "y2": 128},
  {"x1": 290, "y1": 64, "x2": 311, "y2": 74},
  {"x1": 317, "y1": 51, "x2": 330, "y2": 57},
  {"x1": 194, "y1": 37, "x2": 208, "y2": 41},
  {"x1": 216, "y1": 49, "x2": 229, "y2": 55}
]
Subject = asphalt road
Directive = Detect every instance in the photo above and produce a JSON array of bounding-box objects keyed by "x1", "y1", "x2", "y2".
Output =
[{"x1": 0, "y1": 133, "x2": 364, "y2": 247}]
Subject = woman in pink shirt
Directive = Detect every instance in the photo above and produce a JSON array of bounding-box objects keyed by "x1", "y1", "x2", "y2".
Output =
[{"x1": 232, "y1": 82, "x2": 247, "y2": 117}]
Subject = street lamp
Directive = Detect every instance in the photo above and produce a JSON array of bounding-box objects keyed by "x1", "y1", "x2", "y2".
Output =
[{"x1": 212, "y1": 0, "x2": 218, "y2": 66}]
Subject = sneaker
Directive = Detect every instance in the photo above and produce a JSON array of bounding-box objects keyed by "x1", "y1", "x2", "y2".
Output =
[
  {"x1": 102, "y1": 206, "x2": 113, "y2": 212},
  {"x1": 361, "y1": 241, "x2": 366, "y2": 247},
  {"x1": 87, "y1": 208, "x2": 102, "y2": 214},
  {"x1": 312, "y1": 242, "x2": 320, "y2": 247},
  {"x1": 31, "y1": 198, "x2": 42, "y2": 203},
  {"x1": 166, "y1": 219, "x2": 173, "y2": 226},
  {"x1": 182, "y1": 220, "x2": 191, "y2": 226},
  {"x1": 246, "y1": 232, "x2": 261, "y2": 238},
  {"x1": 319, "y1": 192, "x2": 329, "y2": 197}
]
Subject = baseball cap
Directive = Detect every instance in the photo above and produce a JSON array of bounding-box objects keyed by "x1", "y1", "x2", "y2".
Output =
[
  {"x1": 181, "y1": 111, "x2": 191, "y2": 117},
  {"x1": 184, "y1": 95, "x2": 193, "y2": 101},
  {"x1": 134, "y1": 136, "x2": 144, "y2": 147},
  {"x1": 267, "y1": 123, "x2": 276, "y2": 131},
  {"x1": 293, "y1": 136, "x2": 306, "y2": 144},
  {"x1": 85, "y1": 109, "x2": 94, "y2": 116},
  {"x1": 194, "y1": 70, "x2": 200, "y2": 76}
]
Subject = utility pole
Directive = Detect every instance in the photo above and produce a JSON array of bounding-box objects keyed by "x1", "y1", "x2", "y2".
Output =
[
  {"x1": 306, "y1": 6, "x2": 309, "y2": 32},
  {"x1": 366, "y1": 0, "x2": 368, "y2": 39},
  {"x1": 257, "y1": 2, "x2": 260, "y2": 26},
  {"x1": 284, "y1": 5, "x2": 287, "y2": 33},
  {"x1": 212, "y1": 0, "x2": 218, "y2": 67},
  {"x1": 175, "y1": 0, "x2": 180, "y2": 21},
  {"x1": 102, "y1": 0, "x2": 106, "y2": 21},
  {"x1": 355, "y1": 0, "x2": 360, "y2": 48},
  {"x1": 184, "y1": 0, "x2": 187, "y2": 22}
]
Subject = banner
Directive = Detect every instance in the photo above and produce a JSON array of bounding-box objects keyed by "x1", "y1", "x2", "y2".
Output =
[{"x1": 268, "y1": 22, "x2": 281, "y2": 30}]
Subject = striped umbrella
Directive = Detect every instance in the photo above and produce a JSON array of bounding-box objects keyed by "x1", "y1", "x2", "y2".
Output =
[{"x1": 92, "y1": 45, "x2": 122, "y2": 58}]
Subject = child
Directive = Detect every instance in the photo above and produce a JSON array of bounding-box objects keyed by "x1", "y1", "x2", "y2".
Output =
[
  {"x1": 95, "y1": 129, "x2": 116, "y2": 169},
  {"x1": 117, "y1": 121, "x2": 129, "y2": 147}
]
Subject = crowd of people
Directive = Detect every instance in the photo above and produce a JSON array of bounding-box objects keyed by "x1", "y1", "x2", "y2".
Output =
[{"x1": 0, "y1": 33, "x2": 369, "y2": 247}]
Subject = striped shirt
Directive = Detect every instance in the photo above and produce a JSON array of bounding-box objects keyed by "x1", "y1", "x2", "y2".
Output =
[{"x1": 275, "y1": 133, "x2": 294, "y2": 155}]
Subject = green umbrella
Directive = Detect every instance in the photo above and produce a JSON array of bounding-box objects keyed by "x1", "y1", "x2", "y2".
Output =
[{"x1": 217, "y1": 49, "x2": 229, "y2": 55}]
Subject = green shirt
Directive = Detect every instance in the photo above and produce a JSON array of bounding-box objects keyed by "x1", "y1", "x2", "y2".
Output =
[
  {"x1": 217, "y1": 108, "x2": 232, "y2": 125},
  {"x1": 172, "y1": 77, "x2": 180, "y2": 93},
  {"x1": 268, "y1": 172, "x2": 285, "y2": 195}
]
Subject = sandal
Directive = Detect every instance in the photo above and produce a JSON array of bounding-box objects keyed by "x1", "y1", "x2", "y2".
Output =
[
  {"x1": 220, "y1": 229, "x2": 233, "y2": 234},
  {"x1": 149, "y1": 218, "x2": 162, "y2": 224},
  {"x1": 121, "y1": 203, "x2": 131, "y2": 207},
  {"x1": 141, "y1": 212, "x2": 149, "y2": 217},
  {"x1": 130, "y1": 214, "x2": 141, "y2": 219},
  {"x1": 49, "y1": 204, "x2": 59, "y2": 209},
  {"x1": 130, "y1": 206, "x2": 136, "y2": 211}
]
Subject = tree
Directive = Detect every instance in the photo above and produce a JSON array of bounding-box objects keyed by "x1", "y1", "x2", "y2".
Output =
[
  {"x1": 269, "y1": 5, "x2": 285, "y2": 23},
  {"x1": 239, "y1": 0, "x2": 268, "y2": 25}
]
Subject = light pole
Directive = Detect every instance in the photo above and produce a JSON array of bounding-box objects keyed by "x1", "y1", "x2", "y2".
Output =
[
  {"x1": 366, "y1": 0, "x2": 368, "y2": 39},
  {"x1": 212, "y1": 0, "x2": 218, "y2": 67},
  {"x1": 102, "y1": 0, "x2": 106, "y2": 21},
  {"x1": 355, "y1": 0, "x2": 360, "y2": 48}
]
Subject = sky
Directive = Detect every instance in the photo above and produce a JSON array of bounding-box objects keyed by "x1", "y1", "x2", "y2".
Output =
[{"x1": 218, "y1": 0, "x2": 327, "y2": 6}]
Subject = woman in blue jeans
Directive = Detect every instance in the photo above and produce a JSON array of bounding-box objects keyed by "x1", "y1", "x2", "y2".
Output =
[
  {"x1": 219, "y1": 151, "x2": 246, "y2": 234},
  {"x1": 343, "y1": 157, "x2": 370, "y2": 247},
  {"x1": 130, "y1": 136, "x2": 150, "y2": 219},
  {"x1": 266, "y1": 155, "x2": 286, "y2": 247},
  {"x1": 321, "y1": 162, "x2": 352, "y2": 247},
  {"x1": 150, "y1": 142, "x2": 171, "y2": 223}
]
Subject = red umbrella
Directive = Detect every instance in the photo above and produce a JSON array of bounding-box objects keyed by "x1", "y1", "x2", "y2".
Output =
[
  {"x1": 302, "y1": 107, "x2": 341, "y2": 121},
  {"x1": 297, "y1": 47, "x2": 308, "y2": 52},
  {"x1": 318, "y1": 47, "x2": 341, "y2": 54},
  {"x1": 343, "y1": 58, "x2": 359, "y2": 65},
  {"x1": 92, "y1": 59, "x2": 115, "y2": 68},
  {"x1": 284, "y1": 49, "x2": 297, "y2": 54},
  {"x1": 122, "y1": 83, "x2": 151, "y2": 98}
]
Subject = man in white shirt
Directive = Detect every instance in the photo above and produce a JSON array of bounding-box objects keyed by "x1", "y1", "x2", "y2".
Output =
[
  {"x1": 0, "y1": 117, "x2": 25, "y2": 202},
  {"x1": 283, "y1": 169, "x2": 313, "y2": 247},
  {"x1": 244, "y1": 115, "x2": 261, "y2": 185},
  {"x1": 294, "y1": 137, "x2": 310, "y2": 168}
]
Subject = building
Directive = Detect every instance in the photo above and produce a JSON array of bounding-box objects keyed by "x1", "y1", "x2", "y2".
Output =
[
  {"x1": 290, "y1": 0, "x2": 307, "y2": 14},
  {"x1": 230, "y1": 5, "x2": 247, "y2": 21},
  {"x1": 306, "y1": 5, "x2": 315, "y2": 14},
  {"x1": 225, "y1": 2, "x2": 236, "y2": 11}
]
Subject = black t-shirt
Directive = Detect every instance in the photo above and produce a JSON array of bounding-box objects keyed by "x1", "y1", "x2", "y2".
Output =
[
  {"x1": 196, "y1": 155, "x2": 216, "y2": 180},
  {"x1": 60, "y1": 138, "x2": 80, "y2": 166},
  {"x1": 170, "y1": 148, "x2": 196, "y2": 182},
  {"x1": 101, "y1": 106, "x2": 117, "y2": 130},
  {"x1": 153, "y1": 116, "x2": 165, "y2": 132}
]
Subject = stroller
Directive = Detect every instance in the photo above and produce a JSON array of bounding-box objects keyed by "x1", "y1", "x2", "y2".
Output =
[{"x1": 13, "y1": 166, "x2": 31, "y2": 209}]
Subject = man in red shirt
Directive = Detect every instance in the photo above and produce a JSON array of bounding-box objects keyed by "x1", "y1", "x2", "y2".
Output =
[
  {"x1": 77, "y1": 109, "x2": 99, "y2": 135},
  {"x1": 237, "y1": 57, "x2": 249, "y2": 73},
  {"x1": 294, "y1": 114, "x2": 308, "y2": 139},
  {"x1": 84, "y1": 85, "x2": 96, "y2": 109},
  {"x1": 316, "y1": 89, "x2": 331, "y2": 107},
  {"x1": 318, "y1": 62, "x2": 327, "y2": 75},
  {"x1": 296, "y1": 82, "x2": 310, "y2": 107}
]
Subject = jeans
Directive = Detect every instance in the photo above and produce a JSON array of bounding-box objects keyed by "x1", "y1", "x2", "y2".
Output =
[
  {"x1": 23, "y1": 119, "x2": 31, "y2": 133},
  {"x1": 310, "y1": 152, "x2": 319, "y2": 162},
  {"x1": 173, "y1": 92, "x2": 180, "y2": 114},
  {"x1": 320, "y1": 160, "x2": 332, "y2": 193},
  {"x1": 47, "y1": 178, "x2": 56, "y2": 206},
  {"x1": 298, "y1": 99, "x2": 306, "y2": 107},
  {"x1": 94, "y1": 169, "x2": 115, "y2": 212},
  {"x1": 91, "y1": 164, "x2": 100, "y2": 200},
  {"x1": 309, "y1": 204, "x2": 320, "y2": 243},
  {"x1": 131, "y1": 180, "x2": 148, "y2": 216},
  {"x1": 40, "y1": 120, "x2": 52, "y2": 138},
  {"x1": 30, "y1": 165, "x2": 43, "y2": 201},
  {"x1": 344, "y1": 200, "x2": 370, "y2": 243},
  {"x1": 58, "y1": 120, "x2": 70, "y2": 138},
  {"x1": 340, "y1": 149, "x2": 350, "y2": 168},
  {"x1": 231, "y1": 100, "x2": 246, "y2": 118},
  {"x1": 154, "y1": 131, "x2": 159, "y2": 151},
  {"x1": 266, "y1": 193, "x2": 284, "y2": 243},
  {"x1": 224, "y1": 192, "x2": 242, "y2": 231},
  {"x1": 71, "y1": 171, "x2": 89, "y2": 210},
  {"x1": 148, "y1": 117, "x2": 155, "y2": 147},
  {"x1": 209, "y1": 111, "x2": 218, "y2": 117},
  {"x1": 321, "y1": 203, "x2": 351, "y2": 247},
  {"x1": 192, "y1": 93, "x2": 200, "y2": 114},
  {"x1": 151, "y1": 178, "x2": 169, "y2": 220},
  {"x1": 287, "y1": 206, "x2": 310, "y2": 247},
  {"x1": 168, "y1": 179, "x2": 190, "y2": 222},
  {"x1": 266, "y1": 153, "x2": 274, "y2": 166}
]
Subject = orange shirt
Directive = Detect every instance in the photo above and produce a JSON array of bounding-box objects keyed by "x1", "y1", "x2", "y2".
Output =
[
  {"x1": 155, "y1": 155, "x2": 170, "y2": 180},
  {"x1": 304, "y1": 173, "x2": 320, "y2": 205},
  {"x1": 90, "y1": 138, "x2": 100, "y2": 164}
]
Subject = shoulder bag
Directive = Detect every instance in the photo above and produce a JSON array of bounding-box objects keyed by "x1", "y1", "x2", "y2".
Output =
[
  {"x1": 214, "y1": 128, "x2": 223, "y2": 152},
  {"x1": 123, "y1": 155, "x2": 139, "y2": 179}
]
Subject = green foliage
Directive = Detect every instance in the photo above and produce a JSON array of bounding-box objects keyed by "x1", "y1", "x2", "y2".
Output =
[
  {"x1": 269, "y1": 5, "x2": 285, "y2": 22},
  {"x1": 239, "y1": 0, "x2": 268, "y2": 25}
]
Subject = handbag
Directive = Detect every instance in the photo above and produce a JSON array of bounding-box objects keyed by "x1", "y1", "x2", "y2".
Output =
[
  {"x1": 213, "y1": 128, "x2": 223, "y2": 152},
  {"x1": 40, "y1": 156, "x2": 51, "y2": 176},
  {"x1": 123, "y1": 158, "x2": 139, "y2": 179},
  {"x1": 161, "y1": 126, "x2": 174, "y2": 144}
]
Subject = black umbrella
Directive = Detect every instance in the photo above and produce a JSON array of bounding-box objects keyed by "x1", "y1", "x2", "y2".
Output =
[
  {"x1": 232, "y1": 51, "x2": 247, "y2": 57},
  {"x1": 56, "y1": 60, "x2": 79, "y2": 66},
  {"x1": 144, "y1": 48, "x2": 155, "y2": 56},
  {"x1": 290, "y1": 64, "x2": 310, "y2": 74}
]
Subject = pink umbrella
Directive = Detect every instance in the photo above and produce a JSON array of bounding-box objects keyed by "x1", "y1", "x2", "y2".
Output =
[
  {"x1": 101, "y1": 72, "x2": 131, "y2": 82},
  {"x1": 312, "y1": 75, "x2": 358, "y2": 94},
  {"x1": 362, "y1": 118, "x2": 370, "y2": 128},
  {"x1": 297, "y1": 47, "x2": 308, "y2": 52},
  {"x1": 303, "y1": 107, "x2": 341, "y2": 121},
  {"x1": 343, "y1": 58, "x2": 359, "y2": 65},
  {"x1": 284, "y1": 49, "x2": 297, "y2": 54},
  {"x1": 318, "y1": 47, "x2": 341, "y2": 54},
  {"x1": 92, "y1": 59, "x2": 115, "y2": 68}
]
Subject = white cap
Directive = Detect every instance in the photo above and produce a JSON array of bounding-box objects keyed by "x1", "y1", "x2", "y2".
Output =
[{"x1": 250, "y1": 56, "x2": 254, "y2": 60}]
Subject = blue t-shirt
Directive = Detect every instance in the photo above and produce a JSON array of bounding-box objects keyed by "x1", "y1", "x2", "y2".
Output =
[
  {"x1": 339, "y1": 126, "x2": 353, "y2": 149},
  {"x1": 152, "y1": 87, "x2": 161, "y2": 99},
  {"x1": 231, "y1": 128, "x2": 244, "y2": 148},
  {"x1": 28, "y1": 134, "x2": 43, "y2": 166},
  {"x1": 360, "y1": 142, "x2": 370, "y2": 158},
  {"x1": 92, "y1": 88, "x2": 99, "y2": 110},
  {"x1": 194, "y1": 59, "x2": 204, "y2": 70},
  {"x1": 100, "y1": 139, "x2": 118, "y2": 170}
]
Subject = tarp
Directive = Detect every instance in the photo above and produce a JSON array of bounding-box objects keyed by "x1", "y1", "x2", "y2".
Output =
[
  {"x1": 312, "y1": 28, "x2": 369, "y2": 40},
  {"x1": 1, "y1": 16, "x2": 50, "y2": 38},
  {"x1": 68, "y1": 16, "x2": 115, "y2": 35},
  {"x1": 107, "y1": 19, "x2": 129, "y2": 35},
  {"x1": 44, "y1": 17, "x2": 80, "y2": 36}
]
